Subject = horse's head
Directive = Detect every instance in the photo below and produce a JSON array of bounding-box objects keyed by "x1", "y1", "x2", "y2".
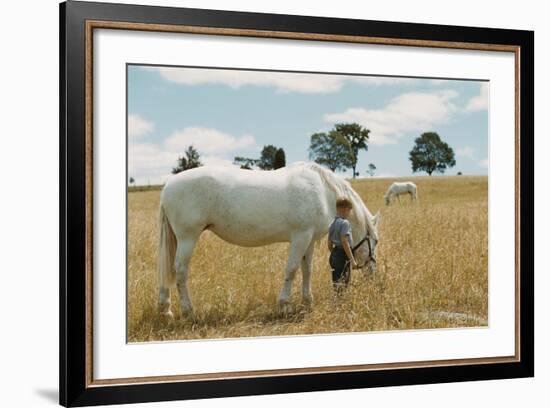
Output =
[{"x1": 354, "y1": 210, "x2": 381, "y2": 276}]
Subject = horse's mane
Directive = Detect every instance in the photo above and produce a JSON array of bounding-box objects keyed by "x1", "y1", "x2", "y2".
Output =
[
  {"x1": 291, "y1": 162, "x2": 378, "y2": 239},
  {"x1": 291, "y1": 162, "x2": 352, "y2": 197}
]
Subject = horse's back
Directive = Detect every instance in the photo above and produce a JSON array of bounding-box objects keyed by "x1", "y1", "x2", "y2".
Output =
[
  {"x1": 160, "y1": 165, "x2": 331, "y2": 244},
  {"x1": 162, "y1": 166, "x2": 301, "y2": 204},
  {"x1": 391, "y1": 181, "x2": 416, "y2": 189}
]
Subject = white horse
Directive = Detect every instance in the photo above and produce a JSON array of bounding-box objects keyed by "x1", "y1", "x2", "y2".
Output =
[
  {"x1": 157, "y1": 162, "x2": 380, "y2": 318},
  {"x1": 384, "y1": 182, "x2": 418, "y2": 205}
]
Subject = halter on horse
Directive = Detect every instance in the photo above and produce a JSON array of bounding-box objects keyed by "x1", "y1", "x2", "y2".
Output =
[{"x1": 349, "y1": 232, "x2": 377, "y2": 269}]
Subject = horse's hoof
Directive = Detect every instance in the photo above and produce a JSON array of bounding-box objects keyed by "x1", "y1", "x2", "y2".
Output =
[
  {"x1": 159, "y1": 309, "x2": 174, "y2": 321},
  {"x1": 180, "y1": 305, "x2": 195, "y2": 319},
  {"x1": 278, "y1": 301, "x2": 293, "y2": 315},
  {"x1": 158, "y1": 302, "x2": 174, "y2": 320},
  {"x1": 302, "y1": 295, "x2": 314, "y2": 308}
]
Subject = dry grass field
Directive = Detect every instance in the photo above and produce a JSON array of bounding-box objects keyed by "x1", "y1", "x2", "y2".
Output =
[{"x1": 127, "y1": 175, "x2": 488, "y2": 342}]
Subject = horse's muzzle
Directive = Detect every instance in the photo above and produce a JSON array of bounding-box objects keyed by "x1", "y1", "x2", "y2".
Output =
[{"x1": 364, "y1": 259, "x2": 377, "y2": 277}]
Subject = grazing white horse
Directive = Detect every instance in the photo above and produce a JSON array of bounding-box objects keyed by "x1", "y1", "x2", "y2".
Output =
[
  {"x1": 157, "y1": 162, "x2": 380, "y2": 318},
  {"x1": 384, "y1": 182, "x2": 418, "y2": 205}
]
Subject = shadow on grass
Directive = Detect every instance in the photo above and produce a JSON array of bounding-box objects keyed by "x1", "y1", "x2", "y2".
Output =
[{"x1": 128, "y1": 300, "x2": 312, "y2": 341}]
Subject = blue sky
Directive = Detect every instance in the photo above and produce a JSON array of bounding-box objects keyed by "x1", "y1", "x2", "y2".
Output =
[{"x1": 128, "y1": 65, "x2": 488, "y2": 185}]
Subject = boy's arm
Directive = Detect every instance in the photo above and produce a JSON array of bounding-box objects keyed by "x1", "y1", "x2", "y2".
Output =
[
  {"x1": 341, "y1": 235, "x2": 357, "y2": 268},
  {"x1": 327, "y1": 236, "x2": 333, "y2": 251}
]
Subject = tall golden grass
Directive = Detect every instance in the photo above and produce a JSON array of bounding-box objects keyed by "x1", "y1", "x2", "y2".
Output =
[{"x1": 127, "y1": 175, "x2": 487, "y2": 342}]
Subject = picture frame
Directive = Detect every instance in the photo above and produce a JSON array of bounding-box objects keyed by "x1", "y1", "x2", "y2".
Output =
[{"x1": 59, "y1": 1, "x2": 534, "y2": 406}]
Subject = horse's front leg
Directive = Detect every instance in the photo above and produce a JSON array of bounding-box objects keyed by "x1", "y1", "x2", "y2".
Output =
[
  {"x1": 301, "y1": 240, "x2": 315, "y2": 306},
  {"x1": 279, "y1": 231, "x2": 312, "y2": 313}
]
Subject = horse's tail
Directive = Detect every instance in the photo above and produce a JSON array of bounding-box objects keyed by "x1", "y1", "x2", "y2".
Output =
[{"x1": 157, "y1": 205, "x2": 177, "y2": 289}]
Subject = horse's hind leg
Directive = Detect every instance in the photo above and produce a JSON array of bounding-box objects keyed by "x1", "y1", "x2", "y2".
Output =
[
  {"x1": 279, "y1": 231, "x2": 312, "y2": 312},
  {"x1": 175, "y1": 236, "x2": 198, "y2": 317},
  {"x1": 301, "y1": 240, "x2": 315, "y2": 306},
  {"x1": 159, "y1": 287, "x2": 172, "y2": 318}
]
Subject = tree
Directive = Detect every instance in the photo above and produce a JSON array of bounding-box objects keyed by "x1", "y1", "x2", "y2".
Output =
[
  {"x1": 172, "y1": 145, "x2": 202, "y2": 174},
  {"x1": 129, "y1": 176, "x2": 135, "y2": 185},
  {"x1": 258, "y1": 145, "x2": 279, "y2": 170},
  {"x1": 308, "y1": 131, "x2": 354, "y2": 172},
  {"x1": 334, "y1": 123, "x2": 370, "y2": 178},
  {"x1": 233, "y1": 156, "x2": 259, "y2": 169},
  {"x1": 366, "y1": 163, "x2": 376, "y2": 177},
  {"x1": 274, "y1": 148, "x2": 286, "y2": 169},
  {"x1": 409, "y1": 132, "x2": 456, "y2": 176},
  {"x1": 234, "y1": 145, "x2": 286, "y2": 170}
]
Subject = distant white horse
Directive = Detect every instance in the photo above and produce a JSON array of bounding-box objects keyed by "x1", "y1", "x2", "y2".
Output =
[
  {"x1": 384, "y1": 182, "x2": 418, "y2": 205},
  {"x1": 157, "y1": 162, "x2": 380, "y2": 318}
]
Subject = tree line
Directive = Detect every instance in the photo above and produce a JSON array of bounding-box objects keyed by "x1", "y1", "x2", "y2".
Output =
[
  {"x1": 308, "y1": 123, "x2": 456, "y2": 177},
  {"x1": 130, "y1": 122, "x2": 457, "y2": 183},
  {"x1": 234, "y1": 145, "x2": 286, "y2": 170},
  {"x1": 168, "y1": 144, "x2": 287, "y2": 174}
]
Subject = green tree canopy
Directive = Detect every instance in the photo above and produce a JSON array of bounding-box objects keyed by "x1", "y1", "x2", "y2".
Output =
[
  {"x1": 308, "y1": 131, "x2": 354, "y2": 172},
  {"x1": 334, "y1": 123, "x2": 370, "y2": 178},
  {"x1": 172, "y1": 145, "x2": 202, "y2": 174},
  {"x1": 234, "y1": 145, "x2": 286, "y2": 170},
  {"x1": 233, "y1": 156, "x2": 259, "y2": 169},
  {"x1": 409, "y1": 132, "x2": 456, "y2": 176},
  {"x1": 258, "y1": 145, "x2": 279, "y2": 170},
  {"x1": 274, "y1": 148, "x2": 286, "y2": 169}
]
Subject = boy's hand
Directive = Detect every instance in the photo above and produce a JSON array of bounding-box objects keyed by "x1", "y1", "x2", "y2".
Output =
[{"x1": 351, "y1": 259, "x2": 359, "y2": 269}]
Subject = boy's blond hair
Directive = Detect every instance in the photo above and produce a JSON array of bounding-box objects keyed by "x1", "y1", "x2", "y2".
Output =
[{"x1": 336, "y1": 197, "x2": 353, "y2": 209}]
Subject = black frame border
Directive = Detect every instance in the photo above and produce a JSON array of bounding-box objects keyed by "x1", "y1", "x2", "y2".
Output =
[{"x1": 60, "y1": 1, "x2": 534, "y2": 406}]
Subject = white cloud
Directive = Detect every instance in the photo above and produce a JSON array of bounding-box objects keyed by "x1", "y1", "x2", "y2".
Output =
[
  {"x1": 164, "y1": 127, "x2": 255, "y2": 154},
  {"x1": 128, "y1": 114, "x2": 154, "y2": 139},
  {"x1": 129, "y1": 127, "x2": 255, "y2": 184},
  {"x1": 154, "y1": 67, "x2": 416, "y2": 94},
  {"x1": 128, "y1": 143, "x2": 176, "y2": 181},
  {"x1": 457, "y1": 146, "x2": 475, "y2": 159},
  {"x1": 324, "y1": 90, "x2": 459, "y2": 145},
  {"x1": 465, "y1": 83, "x2": 489, "y2": 112},
  {"x1": 479, "y1": 158, "x2": 489, "y2": 168}
]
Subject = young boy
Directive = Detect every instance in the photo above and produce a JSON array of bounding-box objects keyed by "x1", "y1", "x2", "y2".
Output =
[{"x1": 327, "y1": 197, "x2": 358, "y2": 291}]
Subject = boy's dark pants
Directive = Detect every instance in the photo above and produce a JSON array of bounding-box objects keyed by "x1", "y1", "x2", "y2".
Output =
[{"x1": 329, "y1": 246, "x2": 351, "y2": 291}]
